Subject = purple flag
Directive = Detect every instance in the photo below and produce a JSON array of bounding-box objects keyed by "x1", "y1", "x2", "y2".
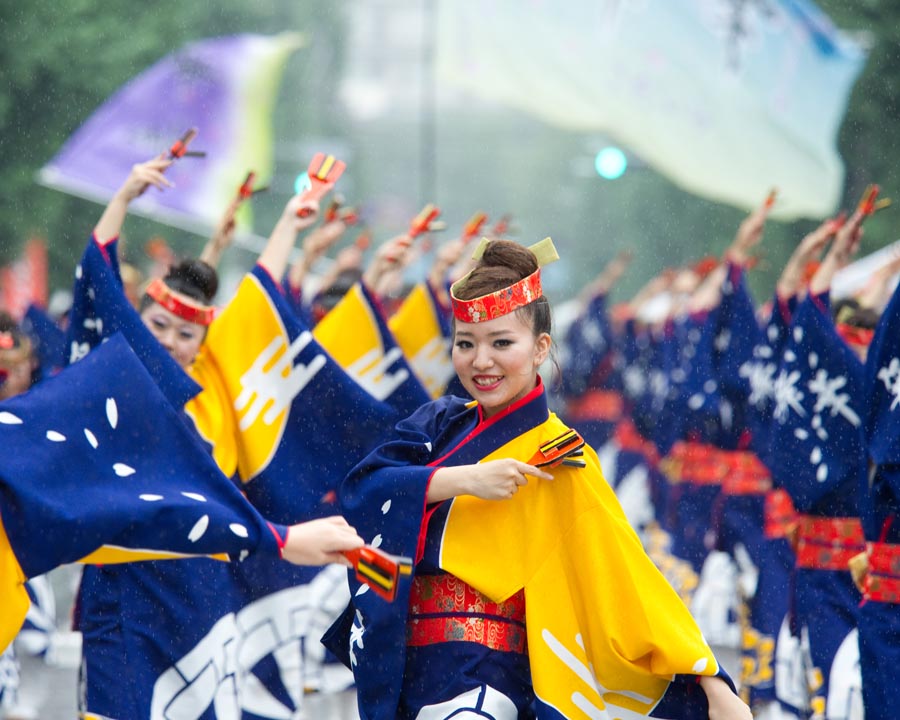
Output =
[{"x1": 39, "y1": 33, "x2": 303, "y2": 238}]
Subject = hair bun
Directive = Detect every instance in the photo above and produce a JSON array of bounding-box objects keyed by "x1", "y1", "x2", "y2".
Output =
[{"x1": 164, "y1": 259, "x2": 218, "y2": 304}]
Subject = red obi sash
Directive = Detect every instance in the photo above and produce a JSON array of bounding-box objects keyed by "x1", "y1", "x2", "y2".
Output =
[
  {"x1": 720, "y1": 450, "x2": 772, "y2": 495},
  {"x1": 864, "y1": 542, "x2": 900, "y2": 604},
  {"x1": 614, "y1": 419, "x2": 659, "y2": 465},
  {"x1": 567, "y1": 390, "x2": 624, "y2": 424},
  {"x1": 795, "y1": 515, "x2": 865, "y2": 571},
  {"x1": 660, "y1": 441, "x2": 726, "y2": 486},
  {"x1": 407, "y1": 574, "x2": 527, "y2": 654},
  {"x1": 763, "y1": 489, "x2": 797, "y2": 539}
]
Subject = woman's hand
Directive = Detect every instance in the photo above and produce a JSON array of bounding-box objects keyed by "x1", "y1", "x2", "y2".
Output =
[
  {"x1": 775, "y1": 217, "x2": 836, "y2": 300},
  {"x1": 362, "y1": 234, "x2": 413, "y2": 291},
  {"x1": 256, "y1": 196, "x2": 321, "y2": 280},
  {"x1": 119, "y1": 155, "x2": 174, "y2": 202},
  {"x1": 699, "y1": 676, "x2": 752, "y2": 720},
  {"x1": 281, "y1": 516, "x2": 364, "y2": 567},
  {"x1": 94, "y1": 155, "x2": 173, "y2": 244},
  {"x1": 428, "y1": 460, "x2": 553, "y2": 503},
  {"x1": 283, "y1": 195, "x2": 321, "y2": 232}
]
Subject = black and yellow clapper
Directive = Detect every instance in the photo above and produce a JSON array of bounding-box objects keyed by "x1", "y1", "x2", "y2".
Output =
[
  {"x1": 528, "y1": 429, "x2": 586, "y2": 469},
  {"x1": 343, "y1": 546, "x2": 413, "y2": 602}
]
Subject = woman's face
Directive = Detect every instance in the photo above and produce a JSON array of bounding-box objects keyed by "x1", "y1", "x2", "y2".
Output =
[
  {"x1": 140, "y1": 303, "x2": 206, "y2": 369},
  {"x1": 452, "y1": 311, "x2": 550, "y2": 418}
]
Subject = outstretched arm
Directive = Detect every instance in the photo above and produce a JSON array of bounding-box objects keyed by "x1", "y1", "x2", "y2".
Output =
[
  {"x1": 199, "y1": 196, "x2": 241, "y2": 269},
  {"x1": 94, "y1": 155, "x2": 173, "y2": 244},
  {"x1": 256, "y1": 195, "x2": 320, "y2": 281},
  {"x1": 698, "y1": 675, "x2": 752, "y2": 720},
  {"x1": 579, "y1": 249, "x2": 633, "y2": 305},
  {"x1": 282, "y1": 516, "x2": 365, "y2": 567},
  {"x1": 775, "y1": 217, "x2": 837, "y2": 301},
  {"x1": 426, "y1": 460, "x2": 553, "y2": 503},
  {"x1": 286, "y1": 218, "x2": 348, "y2": 292},
  {"x1": 854, "y1": 247, "x2": 900, "y2": 313},
  {"x1": 809, "y1": 209, "x2": 865, "y2": 297},
  {"x1": 361, "y1": 234, "x2": 413, "y2": 293}
]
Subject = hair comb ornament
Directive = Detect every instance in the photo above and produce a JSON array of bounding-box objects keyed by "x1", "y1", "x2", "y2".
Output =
[{"x1": 343, "y1": 545, "x2": 413, "y2": 602}]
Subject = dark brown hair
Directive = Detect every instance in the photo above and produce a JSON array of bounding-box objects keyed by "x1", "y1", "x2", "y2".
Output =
[
  {"x1": 140, "y1": 258, "x2": 219, "y2": 313},
  {"x1": 454, "y1": 240, "x2": 551, "y2": 336}
]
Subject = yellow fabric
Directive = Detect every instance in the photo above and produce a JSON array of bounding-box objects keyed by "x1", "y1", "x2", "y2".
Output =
[
  {"x1": 440, "y1": 413, "x2": 718, "y2": 717},
  {"x1": 186, "y1": 273, "x2": 292, "y2": 482},
  {"x1": 313, "y1": 283, "x2": 383, "y2": 368},
  {"x1": 76, "y1": 547, "x2": 228, "y2": 565},
  {"x1": 0, "y1": 513, "x2": 30, "y2": 654},
  {"x1": 388, "y1": 283, "x2": 452, "y2": 398}
]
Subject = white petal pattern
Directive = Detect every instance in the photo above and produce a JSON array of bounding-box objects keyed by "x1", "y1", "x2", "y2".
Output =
[
  {"x1": 46, "y1": 431, "x2": 66, "y2": 442},
  {"x1": 229, "y1": 524, "x2": 249, "y2": 538},
  {"x1": 0, "y1": 412, "x2": 23, "y2": 425},
  {"x1": 113, "y1": 463, "x2": 136, "y2": 477},
  {"x1": 188, "y1": 515, "x2": 209, "y2": 542},
  {"x1": 139, "y1": 494, "x2": 163, "y2": 502},
  {"x1": 106, "y1": 398, "x2": 118, "y2": 429},
  {"x1": 84, "y1": 429, "x2": 98, "y2": 448},
  {"x1": 182, "y1": 492, "x2": 207, "y2": 502}
]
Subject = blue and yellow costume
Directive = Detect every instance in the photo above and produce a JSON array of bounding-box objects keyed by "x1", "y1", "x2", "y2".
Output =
[{"x1": 326, "y1": 379, "x2": 732, "y2": 719}]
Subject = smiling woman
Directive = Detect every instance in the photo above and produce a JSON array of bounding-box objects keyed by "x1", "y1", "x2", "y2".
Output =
[{"x1": 327, "y1": 237, "x2": 753, "y2": 720}]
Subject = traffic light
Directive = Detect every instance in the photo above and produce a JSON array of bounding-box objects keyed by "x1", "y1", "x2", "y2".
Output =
[{"x1": 594, "y1": 146, "x2": 627, "y2": 180}]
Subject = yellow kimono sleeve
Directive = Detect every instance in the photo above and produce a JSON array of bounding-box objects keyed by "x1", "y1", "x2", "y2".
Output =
[
  {"x1": 0, "y1": 514, "x2": 30, "y2": 654},
  {"x1": 440, "y1": 418, "x2": 718, "y2": 718}
]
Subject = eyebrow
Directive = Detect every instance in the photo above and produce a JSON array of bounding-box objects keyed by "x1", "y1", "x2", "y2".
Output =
[{"x1": 454, "y1": 330, "x2": 514, "y2": 338}]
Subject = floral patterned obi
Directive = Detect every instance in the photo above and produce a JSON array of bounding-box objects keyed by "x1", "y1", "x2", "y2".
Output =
[{"x1": 406, "y1": 573, "x2": 527, "y2": 654}]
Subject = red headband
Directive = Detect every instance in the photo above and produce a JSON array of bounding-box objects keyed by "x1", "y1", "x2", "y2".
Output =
[
  {"x1": 835, "y1": 322, "x2": 874, "y2": 351},
  {"x1": 145, "y1": 277, "x2": 215, "y2": 326},
  {"x1": 451, "y1": 268, "x2": 543, "y2": 323},
  {"x1": 450, "y1": 237, "x2": 558, "y2": 324}
]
